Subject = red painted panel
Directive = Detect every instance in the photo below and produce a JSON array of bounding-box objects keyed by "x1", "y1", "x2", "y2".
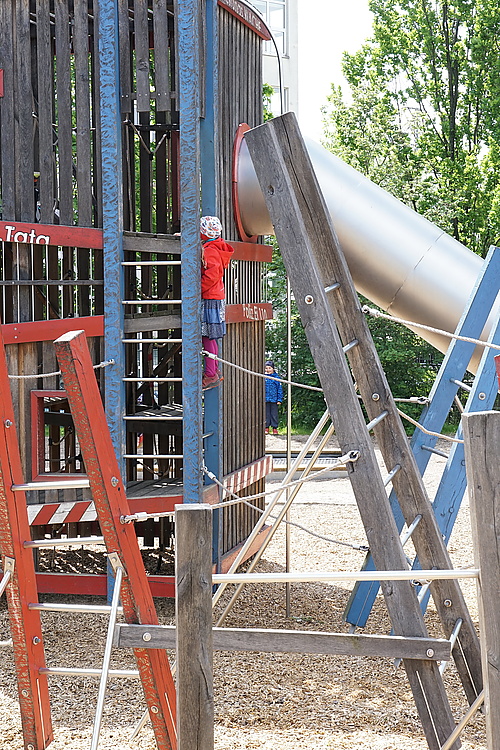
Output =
[
  {"x1": 217, "y1": 0, "x2": 271, "y2": 39},
  {"x1": 0, "y1": 220, "x2": 103, "y2": 249},
  {"x1": 228, "y1": 240, "x2": 272, "y2": 262},
  {"x1": 226, "y1": 303, "x2": 273, "y2": 323},
  {"x1": 35, "y1": 573, "x2": 176, "y2": 598},
  {"x1": 2, "y1": 315, "x2": 104, "y2": 344}
]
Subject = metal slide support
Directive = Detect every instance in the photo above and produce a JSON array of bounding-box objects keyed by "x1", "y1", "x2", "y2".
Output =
[
  {"x1": 54, "y1": 330, "x2": 177, "y2": 750},
  {"x1": 345, "y1": 246, "x2": 500, "y2": 629},
  {"x1": 0, "y1": 329, "x2": 53, "y2": 749}
]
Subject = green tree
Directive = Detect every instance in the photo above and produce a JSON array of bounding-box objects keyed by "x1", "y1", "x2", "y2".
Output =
[{"x1": 323, "y1": 0, "x2": 500, "y2": 257}]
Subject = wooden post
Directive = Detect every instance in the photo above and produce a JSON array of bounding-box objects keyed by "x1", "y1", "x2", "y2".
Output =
[
  {"x1": 175, "y1": 504, "x2": 214, "y2": 750},
  {"x1": 463, "y1": 410, "x2": 500, "y2": 750}
]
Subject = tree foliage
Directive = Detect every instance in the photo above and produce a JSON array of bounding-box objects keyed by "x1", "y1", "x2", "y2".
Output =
[{"x1": 323, "y1": 0, "x2": 500, "y2": 257}]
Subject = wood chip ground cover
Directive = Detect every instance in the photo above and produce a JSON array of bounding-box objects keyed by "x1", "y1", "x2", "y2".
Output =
[{"x1": 0, "y1": 436, "x2": 486, "y2": 749}]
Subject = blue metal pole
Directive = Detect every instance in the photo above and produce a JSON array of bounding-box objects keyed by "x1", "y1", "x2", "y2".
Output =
[
  {"x1": 175, "y1": 0, "x2": 203, "y2": 503},
  {"x1": 98, "y1": 0, "x2": 126, "y2": 480}
]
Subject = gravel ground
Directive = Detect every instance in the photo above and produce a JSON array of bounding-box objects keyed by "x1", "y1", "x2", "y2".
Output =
[{"x1": 0, "y1": 434, "x2": 485, "y2": 750}]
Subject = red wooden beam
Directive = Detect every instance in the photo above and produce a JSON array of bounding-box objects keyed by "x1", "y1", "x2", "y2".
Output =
[
  {"x1": 0, "y1": 69, "x2": 4, "y2": 98},
  {"x1": 54, "y1": 330, "x2": 176, "y2": 750},
  {"x1": 2, "y1": 315, "x2": 104, "y2": 344},
  {"x1": 0, "y1": 220, "x2": 103, "y2": 248},
  {"x1": 0, "y1": 330, "x2": 53, "y2": 748},
  {"x1": 495, "y1": 355, "x2": 500, "y2": 389},
  {"x1": 217, "y1": 0, "x2": 271, "y2": 39}
]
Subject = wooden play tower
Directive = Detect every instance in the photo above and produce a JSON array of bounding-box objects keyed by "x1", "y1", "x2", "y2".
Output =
[{"x1": 0, "y1": 0, "x2": 273, "y2": 594}]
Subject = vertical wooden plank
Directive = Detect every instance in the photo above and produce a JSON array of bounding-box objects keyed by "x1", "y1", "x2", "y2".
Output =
[
  {"x1": 153, "y1": 0, "x2": 171, "y2": 112},
  {"x1": 0, "y1": 1, "x2": 16, "y2": 219},
  {"x1": 134, "y1": 0, "x2": 151, "y2": 112},
  {"x1": 54, "y1": 0, "x2": 74, "y2": 225},
  {"x1": 175, "y1": 504, "x2": 214, "y2": 750},
  {"x1": 463, "y1": 409, "x2": 500, "y2": 750},
  {"x1": 15, "y1": 0, "x2": 35, "y2": 221},
  {"x1": 73, "y1": 0, "x2": 93, "y2": 227},
  {"x1": 36, "y1": 0, "x2": 55, "y2": 225},
  {"x1": 91, "y1": 0, "x2": 103, "y2": 229}
]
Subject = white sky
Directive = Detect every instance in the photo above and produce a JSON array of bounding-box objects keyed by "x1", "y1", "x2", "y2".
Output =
[{"x1": 296, "y1": 0, "x2": 374, "y2": 141}]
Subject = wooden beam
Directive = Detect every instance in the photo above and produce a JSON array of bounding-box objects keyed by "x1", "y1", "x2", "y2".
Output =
[
  {"x1": 115, "y1": 623, "x2": 451, "y2": 661},
  {"x1": 463, "y1": 410, "x2": 500, "y2": 750},
  {"x1": 175, "y1": 505, "x2": 214, "y2": 750}
]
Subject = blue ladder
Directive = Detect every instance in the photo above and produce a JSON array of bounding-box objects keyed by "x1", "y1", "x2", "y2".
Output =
[{"x1": 345, "y1": 244, "x2": 500, "y2": 628}]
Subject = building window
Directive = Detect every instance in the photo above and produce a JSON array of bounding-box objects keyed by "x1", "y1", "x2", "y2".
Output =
[{"x1": 253, "y1": 0, "x2": 287, "y2": 56}]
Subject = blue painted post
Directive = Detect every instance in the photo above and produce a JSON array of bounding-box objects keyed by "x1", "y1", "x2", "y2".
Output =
[
  {"x1": 98, "y1": 0, "x2": 126, "y2": 480},
  {"x1": 345, "y1": 246, "x2": 500, "y2": 627},
  {"x1": 176, "y1": 0, "x2": 204, "y2": 504},
  {"x1": 200, "y1": 0, "x2": 223, "y2": 567}
]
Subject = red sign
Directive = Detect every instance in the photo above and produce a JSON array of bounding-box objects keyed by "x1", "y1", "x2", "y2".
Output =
[
  {"x1": 226, "y1": 303, "x2": 273, "y2": 323},
  {"x1": 0, "y1": 220, "x2": 103, "y2": 249},
  {"x1": 218, "y1": 0, "x2": 271, "y2": 40}
]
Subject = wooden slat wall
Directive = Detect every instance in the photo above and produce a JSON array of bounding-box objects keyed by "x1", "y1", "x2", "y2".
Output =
[{"x1": 217, "y1": 7, "x2": 266, "y2": 551}]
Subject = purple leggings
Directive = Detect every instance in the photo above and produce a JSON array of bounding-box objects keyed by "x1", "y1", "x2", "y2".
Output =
[{"x1": 203, "y1": 337, "x2": 218, "y2": 377}]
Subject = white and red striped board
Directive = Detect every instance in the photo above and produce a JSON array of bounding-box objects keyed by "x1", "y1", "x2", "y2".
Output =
[
  {"x1": 27, "y1": 456, "x2": 273, "y2": 525},
  {"x1": 221, "y1": 455, "x2": 273, "y2": 497}
]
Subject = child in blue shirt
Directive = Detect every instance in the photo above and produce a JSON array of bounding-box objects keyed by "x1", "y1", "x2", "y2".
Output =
[{"x1": 264, "y1": 360, "x2": 283, "y2": 435}]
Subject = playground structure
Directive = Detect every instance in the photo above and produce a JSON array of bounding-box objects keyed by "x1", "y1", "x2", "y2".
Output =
[{"x1": 1, "y1": 2, "x2": 500, "y2": 750}]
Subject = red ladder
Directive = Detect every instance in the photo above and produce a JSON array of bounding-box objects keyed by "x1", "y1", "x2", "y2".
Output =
[{"x1": 0, "y1": 328, "x2": 177, "y2": 750}]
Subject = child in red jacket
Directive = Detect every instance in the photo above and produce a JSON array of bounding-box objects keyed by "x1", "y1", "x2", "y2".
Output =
[{"x1": 200, "y1": 216, "x2": 234, "y2": 389}]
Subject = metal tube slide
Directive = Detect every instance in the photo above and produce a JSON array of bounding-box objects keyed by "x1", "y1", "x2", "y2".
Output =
[{"x1": 235, "y1": 132, "x2": 499, "y2": 370}]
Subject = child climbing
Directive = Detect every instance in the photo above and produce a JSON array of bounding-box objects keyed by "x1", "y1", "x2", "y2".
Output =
[
  {"x1": 201, "y1": 216, "x2": 234, "y2": 389},
  {"x1": 264, "y1": 360, "x2": 283, "y2": 434}
]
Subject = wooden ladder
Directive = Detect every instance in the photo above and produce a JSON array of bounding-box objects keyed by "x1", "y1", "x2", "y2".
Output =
[
  {"x1": 0, "y1": 328, "x2": 177, "y2": 750},
  {"x1": 245, "y1": 112, "x2": 482, "y2": 750}
]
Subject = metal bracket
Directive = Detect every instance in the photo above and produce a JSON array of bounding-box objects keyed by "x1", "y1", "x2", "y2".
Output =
[{"x1": 107, "y1": 552, "x2": 125, "y2": 576}]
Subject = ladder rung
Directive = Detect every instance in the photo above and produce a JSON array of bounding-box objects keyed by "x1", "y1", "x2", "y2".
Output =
[
  {"x1": 24, "y1": 536, "x2": 105, "y2": 549},
  {"x1": 366, "y1": 411, "x2": 388, "y2": 431},
  {"x1": 122, "y1": 377, "x2": 183, "y2": 382},
  {"x1": 124, "y1": 454, "x2": 183, "y2": 459},
  {"x1": 122, "y1": 339, "x2": 183, "y2": 344},
  {"x1": 400, "y1": 515, "x2": 422, "y2": 546},
  {"x1": 0, "y1": 569, "x2": 12, "y2": 597},
  {"x1": 124, "y1": 415, "x2": 183, "y2": 421},
  {"x1": 342, "y1": 339, "x2": 358, "y2": 353},
  {"x1": 450, "y1": 378, "x2": 472, "y2": 392},
  {"x1": 122, "y1": 299, "x2": 182, "y2": 305},
  {"x1": 421, "y1": 444, "x2": 449, "y2": 459},
  {"x1": 29, "y1": 602, "x2": 123, "y2": 614},
  {"x1": 440, "y1": 618, "x2": 463, "y2": 675},
  {"x1": 12, "y1": 478, "x2": 90, "y2": 491},
  {"x1": 324, "y1": 282, "x2": 340, "y2": 293},
  {"x1": 121, "y1": 261, "x2": 181, "y2": 266},
  {"x1": 383, "y1": 464, "x2": 401, "y2": 487},
  {"x1": 40, "y1": 667, "x2": 140, "y2": 679}
]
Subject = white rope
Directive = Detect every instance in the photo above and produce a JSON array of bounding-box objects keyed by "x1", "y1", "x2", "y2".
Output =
[
  {"x1": 202, "y1": 350, "x2": 323, "y2": 392},
  {"x1": 396, "y1": 408, "x2": 463, "y2": 444},
  {"x1": 208, "y1": 452, "x2": 360, "y2": 509},
  {"x1": 203, "y1": 461, "x2": 369, "y2": 552},
  {"x1": 9, "y1": 359, "x2": 115, "y2": 380},
  {"x1": 120, "y1": 451, "x2": 361, "y2": 526},
  {"x1": 362, "y1": 305, "x2": 500, "y2": 352}
]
